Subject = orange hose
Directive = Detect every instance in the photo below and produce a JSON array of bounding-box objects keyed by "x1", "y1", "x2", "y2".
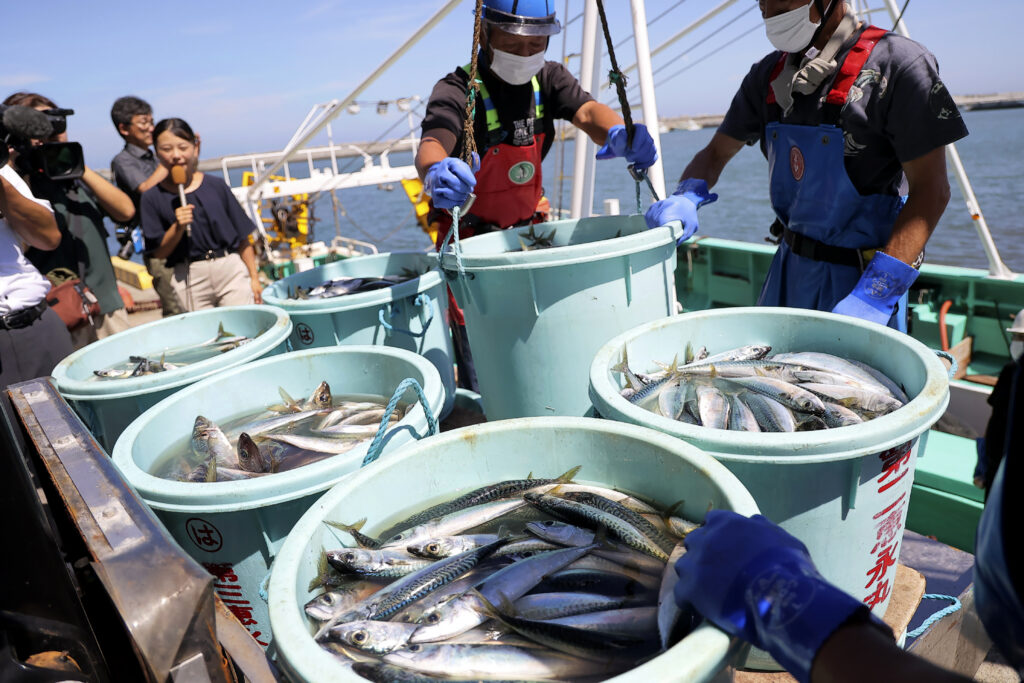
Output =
[{"x1": 938, "y1": 299, "x2": 953, "y2": 351}]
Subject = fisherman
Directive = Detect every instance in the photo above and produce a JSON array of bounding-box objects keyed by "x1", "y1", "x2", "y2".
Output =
[
  {"x1": 416, "y1": 0, "x2": 658, "y2": 389},
  {"x1": 646, "y1": 0, "x2": 968, "y2": 331}
]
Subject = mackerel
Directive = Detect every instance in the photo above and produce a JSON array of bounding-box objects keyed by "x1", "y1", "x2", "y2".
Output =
[
  {"x1": 385, "y1": 466, "x2": 580, "y2": 536},
  {"x1": 524, "y1": 492, "x2": 670, "y2": 561},
  {"x1": 742, "y1": 393, "x2": 797, "y2": 432}
]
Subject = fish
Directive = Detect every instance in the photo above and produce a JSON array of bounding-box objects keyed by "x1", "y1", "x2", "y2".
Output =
[
  {"x1": 799, "y1": 383, "x2": 905, "y2": 415},
  {"x1": 381, "y1": 498, "x2": 533, "y2": 549},
  {"x1": 352, "y1": 660, "x2": 548, "y2": 683},
  {"x1": 657, "y1": 542, "x2": 687, "y2": 650},
  {"x1": 513, "y1": 593, "x2": 645, "y2": 621},
  {"x1": 470, "y1": 592, "x2": 645, "y2": 661},
  {"x1": 185, "y1": 458, "x2": 216, "y2": 483},
  {"x1": 385, "y1": 466, "x2": 581, "y2": 537},
  {"x1": 716, "y1": 375, "x2": 826, "y2": 415},
  {"x1": 236, "y1": 432, "x2": 270, "y2": 473},
  {"x1": 547, "y1": 606, "x2": 661, "y2": 639},
  {"x1": 191, "y1": 416, "x2": 236, "y2": 469},
  {"x1": 327, "y1": 547, "x2": 434, "y2": 578},
  {"x1": 325, "y1": 518, "x2": 383, "y2": 549},
  {"x1": 524, "y1": 520, "x2": 666, "y2": 576},
  {"x1": 305, "y1": 581, "x2": 386, "y2": 623},
  {"x1": 411, "y1": 544, "x2": 597, "y2": 644},
  {"x1": 261, "y1": 433, "x2": 362, "y2": 454},
  {"x1": 318, "y1": 536, "x2": 512, "y2": 634},
  {"x1": 657, "y1": 379, "x2": 686, "y2": 420},
  {"x1": 727, "y1": 393, "x2": 761, "y2": 432},
  {"x1": 528, "y1": 491, "x2": 673, "y2": 560},
  {"x1": 687, "y1": 343, "x2": 772, "y2": 365},
  {"x1": 741, "y1": 393, "x2": 797, "y2": 432},
  {"x1": 325, "y1": 619, "x2": 419, "y2": 654},
  {"x1": 696, "y1": 384, "x2": 730, "y2": 430}
]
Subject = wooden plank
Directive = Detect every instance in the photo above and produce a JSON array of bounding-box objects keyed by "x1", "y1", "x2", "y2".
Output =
[{"x1": 908, "y1": 588, "x2": 991, "y2": 678}]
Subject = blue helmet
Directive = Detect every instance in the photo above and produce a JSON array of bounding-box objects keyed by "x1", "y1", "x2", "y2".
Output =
[{"x1": 482, "y1": 0, "x2": 560, "y2": 36}]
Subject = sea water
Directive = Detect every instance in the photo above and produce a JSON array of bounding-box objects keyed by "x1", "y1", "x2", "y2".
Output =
[{"x1": 116, "y1": 108, "x2": 1023, "y2": 273}]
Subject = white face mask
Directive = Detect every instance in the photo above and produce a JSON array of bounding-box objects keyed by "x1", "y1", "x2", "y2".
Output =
[
  {"x1": 1012, "y1": 340, "x2": 1024, "y2": 362},
  {"x1": 765, "y1": 2, "x2": 821, "y2": 52},
  {"x1": 490, "y1": 48, "x2": 546, "y2": 85}
]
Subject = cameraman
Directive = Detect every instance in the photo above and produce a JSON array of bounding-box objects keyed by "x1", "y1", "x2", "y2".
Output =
[
  {"x1": 4, "y1": 93, "x2": 133, "y2": 348},
  {"x1": 1, "y1": 140, "x2": 73, "y2": 390}
]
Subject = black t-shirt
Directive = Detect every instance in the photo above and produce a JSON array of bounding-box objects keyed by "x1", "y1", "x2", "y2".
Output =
[
  {"x1": 421, "y1": 54, "x2": 593, "y2": 161},
  {"x1": 140, "y1": 175, "x2": 256, "y2": 267},
  {"x1": 719, "y1": 27, "x2": 968, "y2": 196}
]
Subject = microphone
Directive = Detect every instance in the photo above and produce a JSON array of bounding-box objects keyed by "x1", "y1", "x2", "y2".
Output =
[
  {"x1": 171, "y1": 165, "x2": 191, "y2": 236},
  {"x1": 1, "y1": 105, "x2": 54, "y2": 140}
]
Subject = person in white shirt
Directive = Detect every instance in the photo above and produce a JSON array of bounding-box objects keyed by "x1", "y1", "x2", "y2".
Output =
[{"x1": 0, "y1": 163, "x2": 74, "y2": 389}]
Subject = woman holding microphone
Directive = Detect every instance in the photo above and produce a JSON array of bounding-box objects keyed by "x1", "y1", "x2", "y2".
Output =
[{"x1": 140, "y1": 118, "x2": 262, "y2": 311}]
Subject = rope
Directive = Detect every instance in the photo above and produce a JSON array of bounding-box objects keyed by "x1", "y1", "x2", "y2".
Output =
[
  {"x1": 437, "y1": 205, "x2": 467, "y2": 279},
  {"x1": 361, "y1": 377, "x2": 439, "y2": 467},
  {"x1": 594, "y1": 0, "x2": 652, "y2": 212},
  {"x1": 462, "y1": 0, "x2": 485, "y2": 165},
  {"x1": 934, "y1": 350, "x2": 958, "y2": 379},
  {"x1": 906, "y1": 593, "x2": 961, "y2": 638},
  {"x1": 258, "y1": 566, "x2": 272, "y2": 603}
]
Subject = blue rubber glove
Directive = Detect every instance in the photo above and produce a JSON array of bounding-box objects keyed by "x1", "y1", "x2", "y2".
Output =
[
  {"x1": 424, "y1": 155, "x2": 479, "y2": 210},
  {"x1": 644, "y1": 178, "x2": 718, "y2": 244},
  {"x1": 595, "y1": 124, "x2": 658, "y2": 169},
  {"x1": 674, "y1": 510, "x2": 878, "y2": 683},
  {"x1": 832, "y1": 251, "x2": 919, "y2": 326}
]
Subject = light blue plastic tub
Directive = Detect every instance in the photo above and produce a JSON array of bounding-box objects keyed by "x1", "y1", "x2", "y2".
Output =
[
  {"x1": 262, "y1": 252, "x2": 455, "y2": 418},
  {"x1": 589, "y1": 308, "x2": 950, "y2": 668},
  {"x1": 52, "y1": 305, "x2": 291, "y2": 451},
  {"x1": 268, "y1": 417, "x2": 758, "y2": 683},
  {"x1": 442, "y1": 215, "x2": 682, "y2": 420},
  {"x1": 112, "y1": 346, "x2": 444, "y2": 648}
]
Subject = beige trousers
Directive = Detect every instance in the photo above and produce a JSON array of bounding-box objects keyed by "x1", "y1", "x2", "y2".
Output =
[
  {"x1": 171, "y1": 253, "x2": 255, "y2": 312},
  {"x1": 69, "y1": 307, "x2": 131, "y2": 350}
]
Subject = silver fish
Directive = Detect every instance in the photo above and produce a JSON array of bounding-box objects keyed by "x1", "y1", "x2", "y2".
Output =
[
  {"x1": 327, "y1": 548, "x2": 433, "y2": 578},
  {"x1": 719, "y1": 375, "x2": 826, "y2": 415},
  {"x1": 696, "y1": 384, "x2": 730, "y2": 429},
  {"x1": 658, "y1": 543, "x2": 687, "y2": 650},
  {"x1": 742, "y1": 393, "x2": 797, "y2": 432},
  {"x1": 727, "y1": 392, "x2": 761, "y2": 432},
  {"x1": 799, "y1": 383, "x2": 904, "y2": 415},
  {"x1": 325, "y1": 619, "x2": 418, "y2": 654},
  {"x1": 191, "y1": 416, "x2": 236, "y2": 469},
  {"x1": 262, "y1": 433, "x2": 361, "y2": 454}
]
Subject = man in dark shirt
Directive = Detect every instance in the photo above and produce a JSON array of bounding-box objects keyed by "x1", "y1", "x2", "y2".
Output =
[
  {"x1": 646, "y1": 0, "x2": 968, "y2": 332},
  {"x1": 110, "y1": 96, "x2": 183, "y2": 317},
  {"x1": 416, "y1": 0, "x2": 657, "y2": 389}
]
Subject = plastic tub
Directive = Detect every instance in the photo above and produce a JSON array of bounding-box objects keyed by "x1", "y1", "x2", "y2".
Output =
[
  {"x1": 441, "y1": 215, "x2": 682, "y2": 420},
  {"x1": 262, "y1": 252, "x2": 456, "y2": 418},
  {"x1": 112, "y1": 346, "x2": 444, "y2": 647},
  {"x1": 52, "y1": 305, "x2": 292, "y2": 451},
  {"x1": 589, "y1": 307, "x2": 950, "y2": 666},
  {"x1": 268, "y1": 416, "x2": 758, "y2": 682}
]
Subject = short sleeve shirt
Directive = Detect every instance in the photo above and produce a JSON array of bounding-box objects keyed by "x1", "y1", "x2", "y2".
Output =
[
  {"x1": 719, "y1": 27, "x2": 968, "y2": 196},
  {"x1": 26, "y1": 178, "x2": 124, "y2": 314},
  {"x1": 0, "y1": 165, "x2": 54, "y2": 315},
  {"x1": 111, "y1": 143, "x2": 159, "y2": 227},
  {"x1": 140, "y1": 175, "x2": 256, "y2": 267},
  {"x1": 421, "y1": 56, "x2": 593, "y2": 160}
]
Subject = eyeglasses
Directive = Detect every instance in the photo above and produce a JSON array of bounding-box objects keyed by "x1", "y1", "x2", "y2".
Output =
[{"x1": 133, "y1": 118, "x2": 155, "y2": 129}]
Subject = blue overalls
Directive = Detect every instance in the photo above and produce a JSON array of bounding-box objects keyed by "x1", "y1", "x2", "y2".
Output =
[{"x1": 757, "y1": 26, "x2": 910, "y2": 332}]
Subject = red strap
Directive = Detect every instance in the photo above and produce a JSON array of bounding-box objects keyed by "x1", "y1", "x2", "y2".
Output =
[
  {"x1": 826, "y1": 26, "x2": 887, "y2": 106},
  {"x1": 765, "y1": 53, "x2": 788, "y2": 105}
]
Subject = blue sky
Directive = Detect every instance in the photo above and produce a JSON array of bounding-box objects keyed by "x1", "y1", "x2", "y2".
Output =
[{"x1": 4, "y1": 0, "x2": 1021, "y2": 169}]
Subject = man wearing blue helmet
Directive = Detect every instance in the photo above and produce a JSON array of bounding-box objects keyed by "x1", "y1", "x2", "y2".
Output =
[
  {"x1": 416, "y1": 0, "x2": 657, "y2": 389},
  {"x1": 645, "y1": 0, "x2": 968, "y2": 332}
]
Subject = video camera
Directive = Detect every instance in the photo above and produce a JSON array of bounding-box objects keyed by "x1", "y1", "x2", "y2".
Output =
[{"x1": 0, "y1": 104, "x2": 85, "y2": 181}]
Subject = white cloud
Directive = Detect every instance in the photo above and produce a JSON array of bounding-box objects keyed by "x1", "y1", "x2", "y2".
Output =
[{"x1": 0, "y1": 72, "x2": 49, "y2": 88}]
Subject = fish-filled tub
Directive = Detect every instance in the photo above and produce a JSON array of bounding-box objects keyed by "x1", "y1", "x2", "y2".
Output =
[
  {"x1": 589, "y1": 307, "x2": 950, "y2": 669},
  {"x1": 268, "y1": 416, "x2": 758, "y2": 683},
  {"x1": 261, "y1": 252, "x2": 456, "y2": 419},
  {"x1": 112, "y1": 346, "x2": 445, "y2": 648},
  {"x1": 52, "y1": 305, "x2": 292, "y2": 451}
]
